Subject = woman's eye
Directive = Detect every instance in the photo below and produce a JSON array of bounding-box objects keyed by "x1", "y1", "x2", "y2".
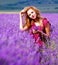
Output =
[{"x1": 31, "y1": 12, "x2": 33, "y2": 13}]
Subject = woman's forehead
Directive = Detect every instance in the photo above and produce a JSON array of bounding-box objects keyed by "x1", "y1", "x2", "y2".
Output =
[{"x1": 27, "y1": 9, "x2": 34, "y2": 14}]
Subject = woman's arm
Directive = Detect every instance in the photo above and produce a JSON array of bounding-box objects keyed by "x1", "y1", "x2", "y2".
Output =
[
  {"x1": 19, "y1": 12, "x2": 28, "y2": 31},
  {"x1": 45, "y1": 23, "x2": 50, "y2": 37}
]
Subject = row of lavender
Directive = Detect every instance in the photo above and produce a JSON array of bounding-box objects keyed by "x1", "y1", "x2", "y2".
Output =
[{"x1": 0, "y1": 13, "x2": 58, "y2": 65}]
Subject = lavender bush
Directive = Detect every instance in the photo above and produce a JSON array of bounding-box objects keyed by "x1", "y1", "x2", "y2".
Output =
[{"x1": 0, "y1": 13, "x2": 58, "y2": 65}]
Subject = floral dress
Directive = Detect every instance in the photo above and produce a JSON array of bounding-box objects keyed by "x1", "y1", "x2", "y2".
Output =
[{"x1": 30, "y1": 18, "x2": 49, "y2": 46}]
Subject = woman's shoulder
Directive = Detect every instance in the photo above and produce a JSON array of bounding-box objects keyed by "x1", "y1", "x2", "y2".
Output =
[
  {"x1": 42, "y1": 18, "x2": 48, "y2": 22},
  {"x1": 42, "y1": 18, "x2": 50, "y2": 27}
]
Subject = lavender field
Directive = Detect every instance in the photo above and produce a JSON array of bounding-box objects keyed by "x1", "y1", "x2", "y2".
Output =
[{"x1": 0, "y1": 13, "x2": 58, "y2": 65}]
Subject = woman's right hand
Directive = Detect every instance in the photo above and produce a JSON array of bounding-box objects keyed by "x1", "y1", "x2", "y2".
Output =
[{"x1": 19, "y1": 9, "x2": 25, "y2": 17}]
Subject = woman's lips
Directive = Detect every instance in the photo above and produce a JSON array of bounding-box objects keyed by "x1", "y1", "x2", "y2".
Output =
[{"x1": 32, "y1": 15, "x2": 34, "y2": 18}]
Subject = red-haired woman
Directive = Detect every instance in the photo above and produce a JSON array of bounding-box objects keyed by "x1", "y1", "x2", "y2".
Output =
[{"x1": 20, "y1": 6, "x2": 51, "y2": 47}]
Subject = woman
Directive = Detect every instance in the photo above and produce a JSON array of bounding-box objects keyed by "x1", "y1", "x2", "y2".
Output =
[{"x1": 20, "y1": 6, "x2": 51, "y2": 46}]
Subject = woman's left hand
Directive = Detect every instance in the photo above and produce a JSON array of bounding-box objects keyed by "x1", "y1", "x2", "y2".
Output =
[{"x1": 32, "y1": 29, "x2": 38, "y2": 34}]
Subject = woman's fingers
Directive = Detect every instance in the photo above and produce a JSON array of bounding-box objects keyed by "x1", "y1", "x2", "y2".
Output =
[
  {"x1": 20, "y1": 9, "x2": 25, "y2": 14},
  {"x1": 32, "y1": 29, "x2": 38, "y2": 34},
  {"x1": 32, "y1": 29, "x2": 49, "y2": 37},
  {"x1": 19, "y1": 9, "x2": 26, "y2": 17},
  {"x1": 37, "y1": 30, "x2": 49, "y2": 37}
]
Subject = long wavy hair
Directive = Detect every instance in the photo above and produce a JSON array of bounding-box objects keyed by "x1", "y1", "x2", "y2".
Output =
[
  {"x1": 21, "y1": 6, "x2": 51, "y2": 45},
  {"x1": 21, "y1": 6, "x2": 42, "y2": 29}
]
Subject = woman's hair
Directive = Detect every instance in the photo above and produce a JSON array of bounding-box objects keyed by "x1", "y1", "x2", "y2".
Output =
[
  {"x1": 22, "y1": 6, "x2": 42, "y2": 29},
  {"x1": 21, "y1": 6, "x2": 51, "y2": 44}
]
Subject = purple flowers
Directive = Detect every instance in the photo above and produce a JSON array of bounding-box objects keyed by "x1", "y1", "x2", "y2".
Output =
[{"x1": 0, "y1": 13, "x2": 58, "y2": 65}]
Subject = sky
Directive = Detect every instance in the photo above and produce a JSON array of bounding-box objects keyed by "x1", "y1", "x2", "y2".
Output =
[{"x1": 0, "y1": 0, "x2": 58, "y2": 12}]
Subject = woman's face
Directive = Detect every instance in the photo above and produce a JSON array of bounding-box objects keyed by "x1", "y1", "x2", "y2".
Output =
[{"x1": 27, "y1": 9, "x2": 36, "y2": 19}]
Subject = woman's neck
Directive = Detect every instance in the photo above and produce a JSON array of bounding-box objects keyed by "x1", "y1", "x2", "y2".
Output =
[{"x1": 33, "y1": 17, "x2": 40, "y2": 22}]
